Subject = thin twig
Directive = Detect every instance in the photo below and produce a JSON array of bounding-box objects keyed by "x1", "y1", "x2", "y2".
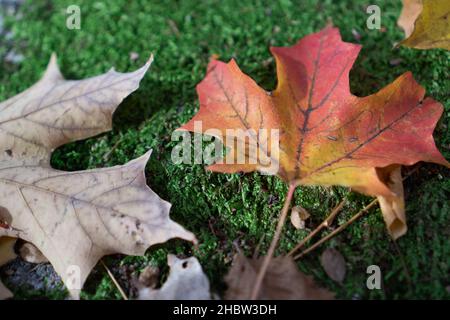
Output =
[
  {"x1": 167, "y1": 19, "x2": 180, "y2": 37},
  {"x1": 101, "y1": 259, "x2": 128, "y2": 300},
  {"x1": 291, "y1": 166, "x2": 416, "y2": 259},
  {"x1": 402, "y1": 164, "x2": 421, "y2": 181},
  {"x1": 253, "y1": 233, "x2": 266, "y2": 259},
  {"x1": 103, "y1": 138, "x2": 123, "y2": 161},
  {"x1": 293, "y1": 198, "x2": 379, "y2": 260},
  {"x1": 250, "y1": 183, "x2": 297, "y2": 300},
  {"x1": 287, "y1": 199, "x2": 346, "y2": 257}
]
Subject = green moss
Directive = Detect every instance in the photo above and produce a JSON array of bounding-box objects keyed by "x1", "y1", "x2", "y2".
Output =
[{"x1": 0, "y1": 0, "x2": 448, "y2": 299}]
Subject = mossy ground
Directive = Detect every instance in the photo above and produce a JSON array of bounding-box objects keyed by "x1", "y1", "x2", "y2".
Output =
[{"x1": 0, "y1": 0, "x2": 449, "y2": 299}]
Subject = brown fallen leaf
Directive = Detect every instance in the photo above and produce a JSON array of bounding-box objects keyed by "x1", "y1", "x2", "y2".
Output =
[
  {"x1": 225, "y1": 254, "x2": 333, "y2": 300},
  {"x1": 0, "y1": 237, "x2": 16, "y2": 299},
  {"x1": 138, "y1": 255, "x2": 211, "y2": 300},
  {"x1": 19, "y1": 242, "x2": 48, "y2": 264},
  {"x1": 138, "y1": 265, "x2": 160, "y2": 289},
  {"x1": 0, "y1": 281, "x2": 11, "y2": 300},
  {"x1": 398, "y1": 0, "x2": 450, "y2": 50},
  {"x1": 320, "y1": 248, "x2": 346, "y2": 283},
  {"x1": 0, "y1": 54, "x2": 196, "y2": 298}
]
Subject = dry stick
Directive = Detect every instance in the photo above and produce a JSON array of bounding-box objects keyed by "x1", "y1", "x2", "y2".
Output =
[
  {"x1": 250, "y1": 183, "x2": 297, "y2": 300},
  {"x1": 101, "y1": 259, "x2": 128, "y2": 300},
  {"x1": 293, "y1": 198, "x2": 379, "y2": 260},
  {"x1": 287, "y1": 199, "x2": 346, "y2": 257},
  {"x1": 253, "y1": 233, "x2": 266, "y2": 259}
]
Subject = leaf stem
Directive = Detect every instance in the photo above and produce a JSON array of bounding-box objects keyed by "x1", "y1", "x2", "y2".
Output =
[{"x1": 250, "y1": 183, "x2": 297, "y2": 300}]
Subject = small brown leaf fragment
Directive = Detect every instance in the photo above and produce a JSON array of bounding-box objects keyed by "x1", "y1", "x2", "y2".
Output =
[
  {"x1": 0, "y1": 281, "x2": 12, "y2": 300},
  {"x1": 0, "y1": 238, "x2": 15, "y2": 265},
  {"x1": 290, "y1": 206, "x2": 310, "y2": 230},
  {"x1": 351, "y1": 28, "x2": 361, "y2": 41},
  {"x1": 225, "y1": 254, "x2": 334, "y2": 300},
  {"x1": 19, "y1": 242, "x2": 48, "y2": 264},
  {"x1": 389, "y1": 58, "x2": 403, "y2": 66},
  {"x1": 138, "y1": 255, "x2": 211, "y2": 300},
  {"x1": 0, "y1": 237, "x2": 16, "y2": 299},
  {"x1": 129, "y1": 52, "x2": 140, "y2": 62},
  {"x1": 376, "y1": 165, "x2": 406, "y2": 240},
  {"x1": 320, "y1": 248, "x2": 346, "y2": 283},
  {"x1": 138, "y1": 265, "x2": 160, "y2": 289}
]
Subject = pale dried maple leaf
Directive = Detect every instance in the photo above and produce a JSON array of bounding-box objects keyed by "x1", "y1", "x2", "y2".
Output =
[
  {"x1": 290, "y1": 205, "x2": 310, "y2": 230},
  {"x1": 0, "y1": 54, "x2": 196, "y2": 298},
  {"x1": 18, "y1": 242, "x2": 48, "y2": 264}
]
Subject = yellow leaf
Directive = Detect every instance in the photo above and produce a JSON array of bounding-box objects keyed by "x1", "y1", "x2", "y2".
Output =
[
  {"x1": 399, "y1": 0, "x2": 450, "y2": 50},
  {"x1": 398, "y1": 0, "x2": 423, "y2": 38}
]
